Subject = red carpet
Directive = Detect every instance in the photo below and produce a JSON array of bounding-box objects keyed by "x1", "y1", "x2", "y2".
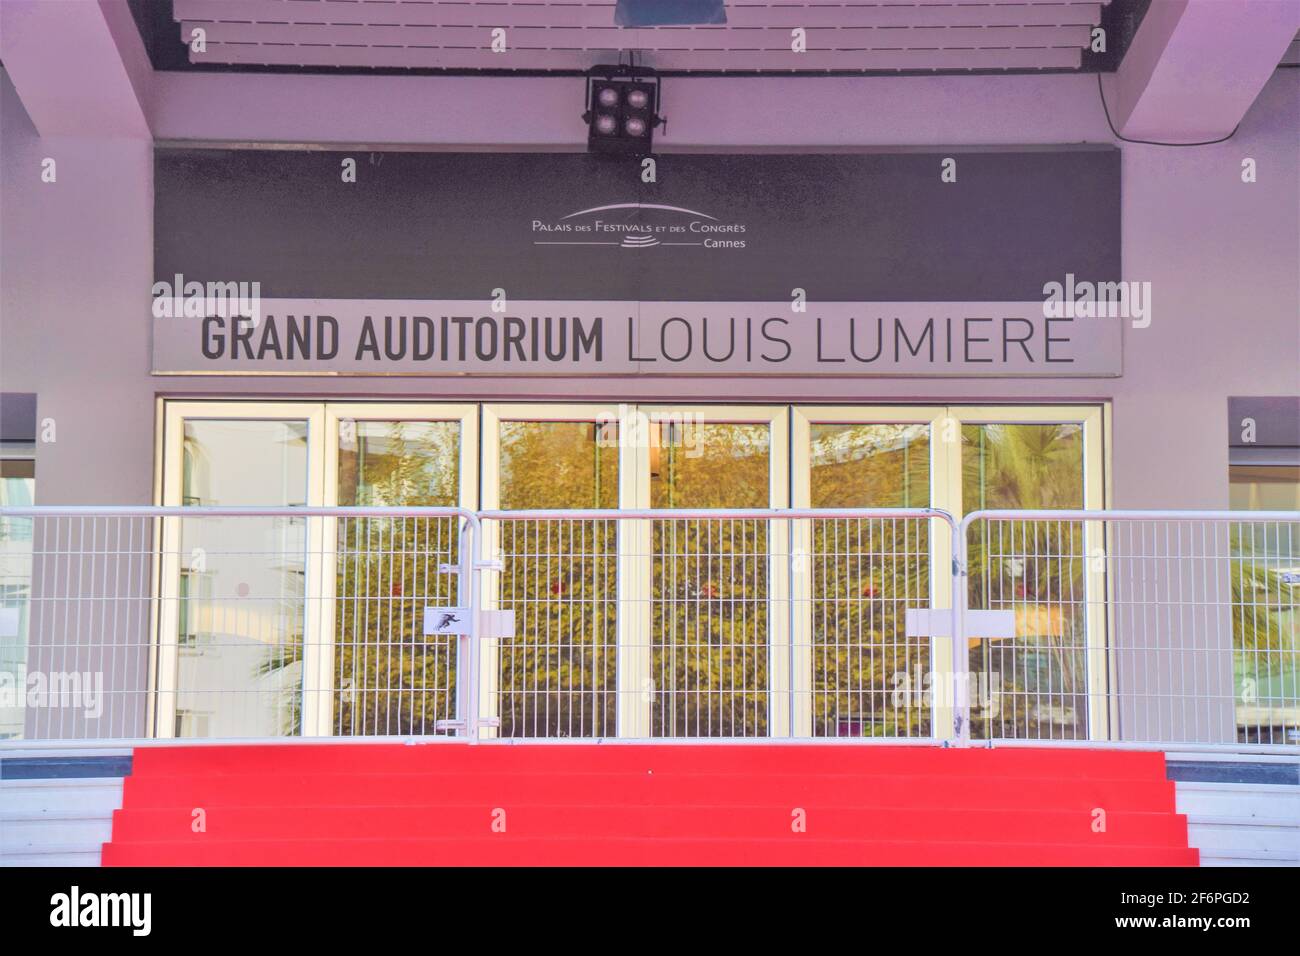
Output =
[{"x1": 102, "y1": 744, "x2": 1197, "y2": 866}]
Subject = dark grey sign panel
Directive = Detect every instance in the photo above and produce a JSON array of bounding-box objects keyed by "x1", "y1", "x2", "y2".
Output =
[{"x1": 154, "y1": 148, "x2": 1120, "y2": 303}]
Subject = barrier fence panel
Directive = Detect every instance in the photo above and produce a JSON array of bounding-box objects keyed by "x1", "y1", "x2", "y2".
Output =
[
  {"x1": 479, "y1": 508, "x2": 953, "y2": 742},
  {"x1": 652, "y1": 515, "x2": 770, "y2": 738},
  {"x1": 0, "y1": 510, "x2": 156, "y2": 741},
  {"x1": 329, "y1": 512, "x2": 469, "y2": 736},
  {"x1": 492, "y1": 515, "x2": 618, "y2": 738},
  {"x1": 959, "y1": 510, "x2": 1300, "y2": 751},
  {"x1": 808, "y1": 514, "x2": 936, "y2": 739},
  {"x1": 0, "y1": 506, "x2": 477, "y2": 744}
]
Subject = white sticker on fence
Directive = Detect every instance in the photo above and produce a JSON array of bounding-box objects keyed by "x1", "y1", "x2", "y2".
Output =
[
  {"x1": 423, "y1": 607, "x2": 516, "y2": 639},
  {"x1": 905, "y1": 608, "x2": 1016, "y2": 640},
  {"x1": 425, "y1": 607, "x2": 471, "y2": 635},
  {"x1": 0, "y1": 607, "x2": 17, "y2": 638}
]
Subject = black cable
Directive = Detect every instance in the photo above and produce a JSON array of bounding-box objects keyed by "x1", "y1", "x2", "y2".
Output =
[{"x1": 1097, "y1": 72, "x2": 1240, "y2": 146}]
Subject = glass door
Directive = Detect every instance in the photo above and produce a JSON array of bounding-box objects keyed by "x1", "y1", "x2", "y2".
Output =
[
  {"x1": 638, "y1": 406, "x2": 788, "y2": 737},
  {"x1": 962, "y1": 419, "x2": 1086, "y2": 739},
  {"x1": 955, "y1": 407, "x2": 1105, "y2": 741},
  {"x1": 483, "y1": 403, "x2": 790, "y2": 739},
  {"x1": 319, "y1": 404, "x2": 477, "y2": 737},
  {"x1": 792, "y1": 404, "x2": 1106, "y2": 741},
  {"x1": 1229, "y1": 464, "x2": 1300, "y2": 744},
  {"x1": 158, "y1": 403, "x2": 325, "y2": 738},
  {"x1": 161, "y1": 401, "x2": 476, "y2": 738},
  {"x1": 480, "y1": 404, "x2": 632, "y2": 737},
  {"x1": 792, "y1": 407, "x2": 947, "y2": 739}
]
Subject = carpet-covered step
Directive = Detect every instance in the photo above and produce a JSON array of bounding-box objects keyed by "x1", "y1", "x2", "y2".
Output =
[
  {"x1": 105, "y1": 744, "x2": 1195, "y2": 866},
  {"x1": 118, "y1": 770, "x2": 1180, "y2": 812},
  {"x1": 129, "y1": 744, "x2": 1169, "y2": 780},
  {"x1": 103, "y1": 835, "x2": 1199, "y2": 867},
  {"x1": 110, "y1": 803, "x2": 1190, "y2": 844}
]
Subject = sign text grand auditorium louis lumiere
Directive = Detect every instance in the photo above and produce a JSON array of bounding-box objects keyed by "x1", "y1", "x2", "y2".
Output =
[{"x1": 152, "y1": 149, "x2": 1123, "y2": 377}]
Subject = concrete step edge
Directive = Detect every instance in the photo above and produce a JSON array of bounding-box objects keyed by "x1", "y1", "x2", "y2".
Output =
[
  {"x1": 0, "y1": 810, "x2": 114, "y2": 822},
  {"x1": 1186, "y1": 815, "x2": 1299, "y2": 828},
  {"x1": 0, "y1": 778, "x2": 124, "y2": 789}
]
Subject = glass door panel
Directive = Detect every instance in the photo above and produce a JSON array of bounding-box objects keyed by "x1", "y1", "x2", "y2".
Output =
[
  {"x1": 499, "y1": 421, "x2": 618, "y2": 510},
  {"x1": 809, "y1": 423, "x2": 930, "y2": 510},
  {"x1": 484, "y1": 409, "x2": 621, "y2": 737},
  {"x1": 1228, "y1": 465, "x2": 1299, "y2": 744},
  {"x1": 332, "y1": 418, "x2": 464, "y2": 736},
  {"x1": 645, "y1": 412, "x2": 783, "y2": 737},
  {"x1": 170, "y1": 417, "x2": 312, "y2": 738},
  {"x1": 807, "y1": 422, "x2": 933, "y2": 738},
  {"x1": 961, "y1": 420, "x2": 1090, "y2": 740}
]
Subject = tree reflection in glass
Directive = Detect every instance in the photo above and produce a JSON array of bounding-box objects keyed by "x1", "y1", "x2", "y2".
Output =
[
  {"x1": 808, "y1": 423, "x2": 932, "y2": 738},
  {"x1": 496, "y1": 421, "x2": 618, "y2": 737},
  {"x1": 334, "y1": 420, "x2": 460, "y2": 736},
  {"x1": 651, "y1": 423, "x2": 770, "y2": 737},
  {"x1": 963, "y1": 423, "x2": 1086, "y2": 740}
]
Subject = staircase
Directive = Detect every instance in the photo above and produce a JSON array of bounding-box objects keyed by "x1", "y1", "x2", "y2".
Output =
[
  {"x1": 102, "y1": 744, "x2": 1197, "y2": 866},
  {"x1": 1, "y1": 755, "x2": 129, "y2": 867},
  {"x1": 1177, "y1": 784, "x2": 1300, "y2": 866}
]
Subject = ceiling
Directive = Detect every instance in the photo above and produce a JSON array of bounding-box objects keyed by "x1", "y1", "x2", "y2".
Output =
[
  {"x1": 135, "y1": 0, "x2": 1153, "y2": 75},
  {"x1": 1284, "y1": 30, "x2": 1300, "y2": 66}
]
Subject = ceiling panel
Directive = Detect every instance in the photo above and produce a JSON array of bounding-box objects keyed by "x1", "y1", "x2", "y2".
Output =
[
  {"x1": 1282, "y1": 31, "x2": 1300, "y2": 66},
  {"x1": 170, "y1": 0, "x2": 1112, "y2": 73}
]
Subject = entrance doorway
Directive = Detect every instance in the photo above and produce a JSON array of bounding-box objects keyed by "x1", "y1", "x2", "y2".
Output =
[{"x1": 157, "y1": 400, "x2": 1105, "y2": 740}]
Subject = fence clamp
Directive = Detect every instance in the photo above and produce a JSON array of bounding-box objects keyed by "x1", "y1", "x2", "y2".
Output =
[
  {"x1": 438, "y1": 557, "x2": 504, "y2": 573},
  {"x1": 905, "y1": 608, "x2": 1015, "y2": 640},
  {"x1": 435, "y1": 717, "x2": 503, "y2": 732}
]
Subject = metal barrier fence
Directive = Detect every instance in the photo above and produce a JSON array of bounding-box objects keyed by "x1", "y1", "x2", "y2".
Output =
[
  {"x1": 0, "y1": 505, "x2": 1296, "y2": 752},
  {"x1": 0, "y1": 506, "x2": 478, "y2": 743},
  {"x1": 478, "y1": 509, "x2": 951, "y2": 742},
  {"x1": 958, "y1": 510, "x2": 1300, "y2": 751}
]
